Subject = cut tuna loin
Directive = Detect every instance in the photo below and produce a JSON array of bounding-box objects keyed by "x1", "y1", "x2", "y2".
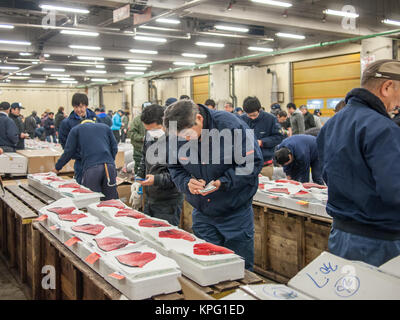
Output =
[
  {"x1": 194, "y1": 243, "x2": 234, "y2": 255},
  {"x1": 71, "y1": 224, "x2": 105, "y2": 235},
  {"x1": 94, "y1": 237, "x2": 135, "y2": 252},
  {"x1": 72, "y1": 188, "x2": 94, "y2": 194},
  {"x1": 116, "y1": 251, "x2": 156, "y2": 268},
  {"x1": 302, "y1": 183, "x2": 327, "y2": 189},
  {"x1": 115, "y1": 209, "x2": 146, "y2": 219},
  {"x1": 58, "y1": 183, "x2": 81, "y2": 189},
  {"x1": 275, "y1": 179, "x2": 301, "y2": 185},
  {"x1": 267, "y1": 188, "x2": 290, "y2": 194},
  {"x1": 138, "y1": 218, "x2": 170, "y2": 228},
  {"x1": 159, "y1": 229, "x2": 196, "y2": 242},
  {"x1": 97, "y1": 200, "x2": 126, "y2": 209},
  {"x1": 44, "y1": 176, "x2": 64, "y2": 181},
  {"x1": 58, "y1": 213, "x2": 88, "y2": 222},
  {"x1": 47, "y1": 207, "x2": 76, "y2": 215}
]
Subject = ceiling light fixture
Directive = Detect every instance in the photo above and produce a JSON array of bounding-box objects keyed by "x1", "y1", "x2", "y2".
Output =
[
  {"x1": 138, "y1": 26, "x2": 181, "y2": 32},
  {"x1": 276, "y1": 32, "x2": 305, "y2": 39},
  {"x1": 251, "y1": 0, "x2": 292, "y2": 7},
  {"x1": 57, "y1": 77, "x2": 75, "y2": 81},
  {"x1": 77, "y1": 56, "x2": 104, "y2": 61},
  {"x1": 382, "y1": 19, "x2": 400, "y2": 26},
  {"x1": 16, "y1": 73, "x2": 30, "y2": 76},
  {"x1": 173, "y1": 62, "x2": 196, "y2": 66},
  {"x1": 60, "y1": 30, "x2": 99, "y2": 37},
  {"x1": 43, "y1": 68, "x2": 65, "y2": 72},
  {"x1": 128, "y1": 59, "x2": 153, "y2": 64},
  {"x1": 62, "y1": 80, "x2": 78, "y2": 84},
  {"x1": 39, "y1": 4, "x2": 89, "y2": 14},
  {"x1": 182, "y1": 53, "x2": 207, "y2": 58},
  {"x1": 95, "y1": 65, "x2": 105, "y2": 69},
  {"x1": 0, "y1": 39, "x2": 31, "y2": 45},
  {"x1": 134, "y1": 35, "x2": 167, "y2": 43},
  {"x1": 50, "y1": 74, "x2": 69, "y2": 77},
  {"x1": 156, "y1": 18, "x2": 180, "y2": 25},
  {"x1": 86, "y1": 70, "x2": 107, "y2": 74},
  {"x1": 43, "y1": 54, "x2": 50, "y2": 58},
  {"x1": 125, "y1": 71, "x2": 145, "y2": 75},
  {"x1": 215, "y1": 25, "x2": 249, "y2": 33},
  {"x1": 91, "y1": 78, "x2": 108, "y2": 82},
  {"x1": 196, "y1": 41, "x2": 225, "y2": 48},
  {"x1": 28, "y1": 79, "x2": 46, "y2": 83},
  {"x1": 0, "y1": 24, "x2": 14, "y2": 29},
  {"x1": 323, "y1": 9, "x2": 359, "y2": 18},
  {"x1": 19, "y1": 52, "x2": 32, "y2": 56},
  {"x1": 9, "y1": 76, "x2": 30, "y2": 80},
  {"x1": 69, "y1": 45, "x2": 101, "y2": 50},
  {"x1": 125, "y1": 66, "x2": 147, "y2": 70},
  {"x1": 0, "y1": 66, "x2": 20, "y2": 70},
  {"x1": 248, "y1": 46, "x2": 274, "y2": 52},
  {"x1": 129, "y1": 49, "x2": 158, "y2": 55}
]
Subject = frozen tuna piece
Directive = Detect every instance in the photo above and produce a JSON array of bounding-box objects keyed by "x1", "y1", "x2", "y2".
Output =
[
  {"x1": 71, "y1": 188, "x2": 94, "y2": 194},
  {"x1": 138, "y1": 218, "x2": 170, "y2": 228},
  {"x1": 116, "y1": 251, "x2": 156, "y2": 268},
  {"x1": 267, "y1": 188, "x2": 290, "y2": 194},
  {"x1": 94, "y1": 237, "x2": 135, "y2": 252},
  {"x1": 158, "y1": 229, "x2": 196, "y2": 242},
  {"x1": 47, "y1": 207, "x2": 77, "y2": 215},
  {"x1": 97, "y1": 200, "x2": 126, "y2": 209},
  {"x1": 193, "y1": 243, "x2": 234, "y2": 256},
  {"x1": 275, "y1": 179, "x2": 301, "y2": 185},
  {"x1": 58, "y1": 183, "x2": 81, "y2": 189},
  {"x1": 58, "y1": 213, "x2": 88, "y2": 222},
  {"x1": 302, "y1": 183, "x2": 327, "y2": 189},
  {"x1": 71, "y1": 224, "x2": 105, "y2": 235},
  {"x1": 115, "y1": 209, "x2": 146, "y2": 219}
]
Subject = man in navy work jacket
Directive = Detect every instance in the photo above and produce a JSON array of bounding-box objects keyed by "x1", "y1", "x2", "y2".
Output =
[
  {"x1": 317, "y1": 59, "x2": 400, "y2": 266},
  {"x1": 0, "y1": 102, "x2": 19, "y2": 152},
  {"x1": 241, "y1": 96, "x2": 284, "y2": 179},
  {"x1": 58, "y1": 93, "x2": 97, "y2": 184},
  {"x1": 164, "y1": 100, "x2": 263, "y2": 270},
  {"x1": 274, "y1": 134, "x2": 323, "y2": 185},
  {"x1": 54, "y1": 120, "x2": 119, "y2": 200}
]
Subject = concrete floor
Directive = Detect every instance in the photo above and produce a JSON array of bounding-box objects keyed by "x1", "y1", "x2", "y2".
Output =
[{"x1": 0, "y1": 256, "x2": 27, "y2": 300}]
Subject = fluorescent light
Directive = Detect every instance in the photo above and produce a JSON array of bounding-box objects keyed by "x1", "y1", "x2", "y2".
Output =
[
  {"x1": 69, "y1": 45, "x2": 101, "y2": 51},
  {"x1": 0, "y1": 24, "x2": 14, "y2": 29},
  {"x1": 125, "y1": 66, "x2": 147, "y2": 70},
  {"x1": 173, "y1": 62, "x2": 196, "y2": 66},
  {"x1": 86, "y1": 70, "x2": 107, "y2": 74},
  {"x1": 60, "y1": 30, "x2": 99, "y2": 37},
  {"x1": 251, "y1": 0, "x2": 292, "y2": 7},
  {"x1": 125, "y1": 72, "x2": 145, "y2": 75},
  {"x1": 44, "y1": 54, "x2": 50, "y2": 58},
  {"x1": 28, "y1": 80, "x2": 46, "y2": 83},
  {"x1": 129, "y1": 49, "x2": 158, "y2": 55},
  {"x1": 57, "y1": 78, "x2": 75, "y2": 81},
  {"x1": 215, "y1": 25, "x2": 249, "y2": 33},
  {"x1": 77, "y1": 56, "x2": 104, "y2": 61},
  {"x1": 382, "y1": 19, "x2": 400, "y2": 26},
  {"x1": 139, "y1": 25, "x2": 181, "y2": 32},
  {"x1": 134, "y1": 35, "x2": 167, "y2": 43},
  {"x1": 91, "y1": 78, "x2": 108, "y2": 82},
  {"x1": 95, "y1": 65, "x2": 105, "y2": 69},
  {"x1": 196, "y1": 41, "x2": 225, "y2": 48},
  {"x1": 0, "y1": 39, "x2": 31, "y2": 45},
  {"x1": 128, "y1": 59, "x2": 152, "y2": 64},
  {"x1": 16, "y1": 73, "x2": 30, "y2": 76},
  {"x1": 323, "y1": 9, "x2": 359, "y2": 18},
  {"x1": 9, "y1": 76, "x2": 30, "y2": 80},
  {"x1": 156, "y1": 18, "x2": 180, "y2": 25},
  {"x1": 248, "y1": 46, "x2": 274, "y2": 52},
  {"x1": 182, "y1": 53, "x2": 207, "y2": 58},
  {"x1": 19, "y1": 52, "x2": 32, "y2": 56},
  {"x1": 32, "y1": 62, "x2": 39, "y2": 64},
  {"x1": 43, "y1": 68, "x2": 65, "y2": 72},
  {"x1": 39, "y1": 4, "x2": 89, "y2": 14},
  {"x1": 276, "y1": 32, "x2": 305, "y2": 39},
  {"x1": 0, "y1": 66, "x2": 19, "y2": 70},
  {"x1": 50, "y1": 74, "x2": 68, "y2": 77},
  {"x1": 62, "y1": 80, "x2": 78, "y2": 84}
]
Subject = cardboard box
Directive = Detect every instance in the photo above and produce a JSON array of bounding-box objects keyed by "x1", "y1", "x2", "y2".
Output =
[
  {"x1": 16, "y1": 149, "x2": 57, "y2": 174},
  {"x1": 0, "y1": 152, "x2": 28, "y2": 174},
  {"x1": 115, "y1": 151, "x2": 124, "y2": 169},
  {"x1": 117, "y1": 183, "x2": 132, "y2": 206},
  {"x1": 54, "y1": 155, "x2": 75, "y2": 174}
]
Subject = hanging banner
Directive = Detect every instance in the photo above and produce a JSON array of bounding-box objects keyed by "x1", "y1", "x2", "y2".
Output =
[
  {"x1": 113, "y1": 4, "x2": 130, "y2": 23},
  {"x1": 133, "y1": 7, "x2": 152, "y2": 25}
]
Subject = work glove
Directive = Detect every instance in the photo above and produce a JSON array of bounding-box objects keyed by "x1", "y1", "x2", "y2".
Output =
[{"x1": 129, "y1": 182, "x2": 142, "y2": 209}]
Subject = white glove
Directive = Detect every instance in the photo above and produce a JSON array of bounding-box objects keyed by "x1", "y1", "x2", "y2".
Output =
[{"x1": 129, "y1": 182, "x2": 142, "y2": 209}]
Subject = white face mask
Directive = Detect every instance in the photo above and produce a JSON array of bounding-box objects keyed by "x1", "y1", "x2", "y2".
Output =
[{"x1": 147, "y1": 128, "x2": 165, "y2": 140}]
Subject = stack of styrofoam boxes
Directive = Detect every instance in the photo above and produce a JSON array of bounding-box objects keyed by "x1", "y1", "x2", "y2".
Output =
[
  {"x1": 27, "y1": 172, "x2": 104, "y2": 208},
  {"x1": 253, "y1": 177, "x2": 330, "y2": 219},
  {"x1": 0, "y1": 152, "x2": 28, "y2": 175},
  {"x1": 88, "y1": 200, "x2": 245, "y2": 286},
  {"x1": 38, "y1": 198, "x2": 181, "y2": 300}
]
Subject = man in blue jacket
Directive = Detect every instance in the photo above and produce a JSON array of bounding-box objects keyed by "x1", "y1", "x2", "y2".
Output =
[
  {"x1": 0, "y1": 102, "x2": 19, "y2": 152},
  {"x1": 96, "y1": 107, "x2": 112, "y2": 127},
  {"x1": 164, "y1": 100, "x2": 263, "y2": 270},
  {"x1": 111, "y1": 110, "x2": 123, "y2": 143},
  {"x1": 317, "y1": 59, "x2": 400, "y2": 266},
  {"x1": 55, "y1": 120, "x2": 119, "y2": 200},
  {"x1": 58, "y1": 93, "x2": 97, "y2": 184},
  {"x1": 241, "y1": 96, "x2": 284, "y2": 179},
  {"x1": 274, "y1": 134, "x2": 323, "y2": 185}
]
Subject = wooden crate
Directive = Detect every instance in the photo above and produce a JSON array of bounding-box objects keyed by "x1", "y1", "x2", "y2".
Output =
[{"x1": 181, "y1": 198, "x2": 193, "y2": 233}]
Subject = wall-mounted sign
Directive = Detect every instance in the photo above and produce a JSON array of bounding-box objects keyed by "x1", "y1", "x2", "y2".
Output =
[
  {"x1": 307, "y1": 99, "x2": 324, "y2": 110},
  {"x1": 327, "y1": 98, "x2": 344, "y2": 109},
  {"x1": 133, "y1": 7, "x2": 152, "y2": 25},
  {"x1": 113, "y1": 4, "x2": 130, "y2": 23}
]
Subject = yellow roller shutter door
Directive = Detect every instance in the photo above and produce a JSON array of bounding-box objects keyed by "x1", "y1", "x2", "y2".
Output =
[{"x1": 192, "y1": 74, "x2": 209, "y2": 105}]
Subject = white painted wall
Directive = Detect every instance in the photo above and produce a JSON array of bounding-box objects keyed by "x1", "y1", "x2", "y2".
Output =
[
  {"x1": 361, "y1": 37, "x2": 393, "y2": 73},
  {"x1": 210, "y1": 64, "x2": 230, "y2": 110}
]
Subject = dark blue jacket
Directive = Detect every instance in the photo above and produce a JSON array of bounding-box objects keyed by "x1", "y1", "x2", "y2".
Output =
[
  {"x1": 58, "y1": 109, "x2": 97, "y2": 160},
  {"x1": 168, "y1": 105, "x2": 263, "y2": 217},
  {"x1": 44, "y1": 117, "x2": 56, "y2": 136},
  {"x1": 277, "y1": 134, "x2": 322, "y2": 184},
  {"x1": 317, "y1": 88, "x2": 400, "y2": 232},
  {"x1": 0, "y1": 113, "x2": 19, "y2": 150},
  {"x1": 241, "y1": 110, "x2": 284, "y2": 163},
  {"x1": 97, "y1": 112, "x2": 112, "y2": 127},
  {"x1": 55, "y1": 122, "x2": 118, "y2": 172}
]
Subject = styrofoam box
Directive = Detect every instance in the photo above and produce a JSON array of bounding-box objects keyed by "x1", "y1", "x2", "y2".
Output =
[
  {"x1": 240, "y1": 284, "x2": 313, "y2": 300},
  {"x1": 98, "y1": 245, "x2": 181, "y2": 300},
  {"x1": 220, "y1": 288, "x2": 257, "y2": 300},
  {"x1": 288, "y1": 251, "x2": 400, "y2": 300},
  {"x1": 379, "y1": 255, "x2": 400, "y2": 279},
  {"x1": 0, "y1": 153, "x2": 28, "y2": 174}
]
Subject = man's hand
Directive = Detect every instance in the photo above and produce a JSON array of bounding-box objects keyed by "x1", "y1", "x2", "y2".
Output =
[
  {"x1": 188, "y1": 178, "x2": 206, "y2": 195},
  {"x1": 52, "y1": 168, "x2": 59, "y2": 175},
  {"x1": 0, "y1": 148, "x2": 3, "y2": 155},
  {"x1": 199, "y1": 180, "x2": 221, "y2": 196},
  {"x1": 139, "y1": 174, "x2": 155, "y2": 186},
  {"x1": 258, "y1": 140, "x2": 263, "y2": 147}
]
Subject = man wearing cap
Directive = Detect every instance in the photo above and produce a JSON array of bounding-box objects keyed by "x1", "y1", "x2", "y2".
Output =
[
  {"x1": 25, "y1": 111, "x2": 39, "y2": 139},
  {"x1": 224, "y1": 102, "x2": 234, "y2": 113},
  {"x1": 9, "y1": 103, "x2": 29, "y2": 150},
  {"x1": 165, "y1": 97, "x2": 177, "y2": 107},
  {"x1": 317, "y1": 59, "x2": 400, "y2": 266},
  {"x1": 58, "y1": 93, "x2": 97, "y2": 184},
  {"x1": 0, "y1": 102, "x2": 19, "y2": 152},
  {"x1": 270, "y1": 103, "x2": 281, "y2": 117},
  {"x1": 111, "y1": 109, "x2": 124, "y2": 143},
  {"x1": 96, "y1": 108, "x2": 112, "y2": 127}
]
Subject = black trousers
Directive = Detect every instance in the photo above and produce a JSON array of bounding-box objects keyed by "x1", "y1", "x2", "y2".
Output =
[{"x1": 112, "y1": 130, "x2": 120, "y2": 144}]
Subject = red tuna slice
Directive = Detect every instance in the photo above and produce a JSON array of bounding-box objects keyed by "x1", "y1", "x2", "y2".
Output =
[
  {"x1": 159, "y1": 229, "x2": 196, "y2": 242},
  {"x1": 58, "y1": 183, "x2": 81, "y2": 189},
  {"x1": 115, "y1": 209, "x2": 146, "y2": 219},
  {"x1": 267, "y1": 188, "x2": 290, "y2": 194},
  {"x1": 44, "y1": 176, "x2": 64, "y2": 182},
  {"x1": 97, "y1": 200, "x2": 126, "y2": 209},
  {"x1": 47, "y1": 207, "x2": 77, "y2": 215},
  {"x1": 72, "y1": 224, "x2": 105, "y2": 236},
  {"x1": 275, "y1": 179, "x2": 301, "y2": 185},
  {"x1": 116, "y1": 252, "x2": 156, "y2": 268},
  {"x1": 258, "y1": 183, "x2": 265, "y2": 189},
  {"x1": 72, "y1": 188, "x2": 94, "y2": 194},
  {"x1": 94, "y1": 237, "x2": 135, "y2": 252},
  {"x1": 303, "y1": 183, "x2": 327, "y2": 189},
  {"x1": 58, "y1": 213, "x2": 88, "y2": 222},
  {"x1": 193, "y1": 243, "x2": 234, "y2": 256},
  {"x1": 295, "y1": 190, "x2": 309, "y2": 195},
  {"x1": 138, "y1": 218, "x2": 170, "y2": 228}
]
